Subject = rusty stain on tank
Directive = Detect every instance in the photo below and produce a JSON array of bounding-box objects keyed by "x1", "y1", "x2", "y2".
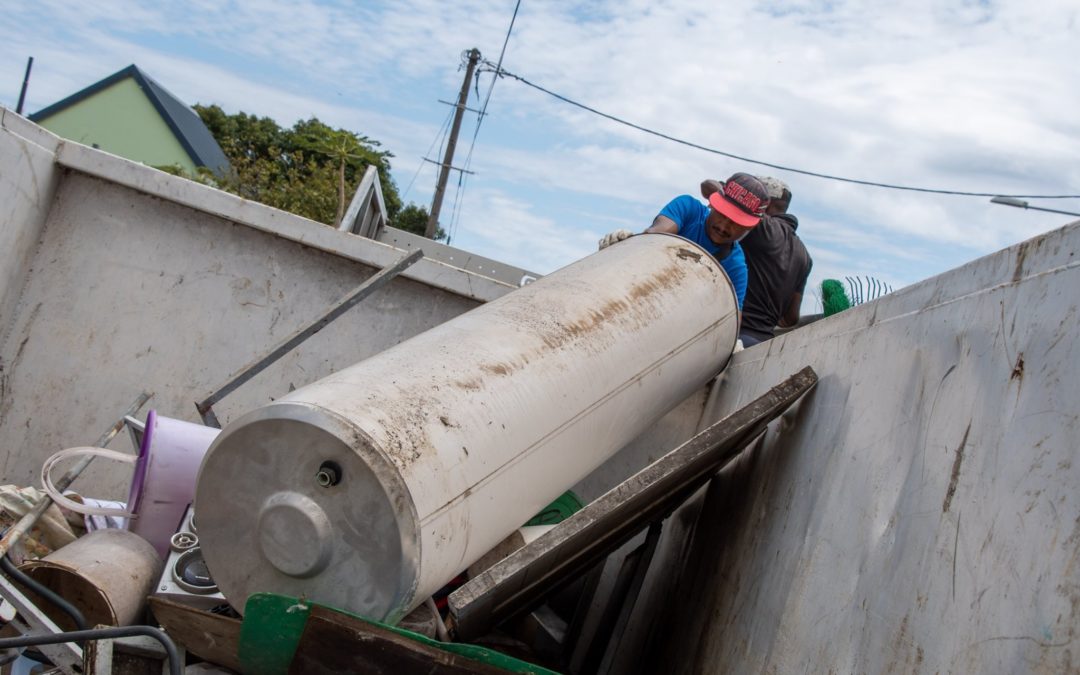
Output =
[
  {"x1": 535, "y1": 257, "x2": 692, "y2": 352},
  {"x1": 481, "y1": 363, "x2": 511, "y2": 376},
  {"x1": 676, "y1": 247, "x2": 703, "y2": 263},
  {"x1": 453, "y1": 378, "x2": 483, "y2": 391},
  {"x1": 351, "y1": 240, "x2": 725, "y2": 473}
]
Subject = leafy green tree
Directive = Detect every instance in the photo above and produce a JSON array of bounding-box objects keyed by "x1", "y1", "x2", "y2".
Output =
[
  {"x1": 192, "y1": 105, "x2": 443, "y2": 240},
  {"x1": 393, "y1": 204, "x2": 445, "y2": 240}
]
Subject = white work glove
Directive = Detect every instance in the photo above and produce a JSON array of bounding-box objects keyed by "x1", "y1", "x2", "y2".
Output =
[
  {"x1": 734, "y1": 339, "x2": 745, "y2": 353},
  {"x1": 598, "y1": 229, "x2": 634, "y2": 250}
]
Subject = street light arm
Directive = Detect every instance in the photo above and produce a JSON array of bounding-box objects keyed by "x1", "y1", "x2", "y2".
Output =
[
  {"x1": 990, "y1": 196, "x2": 1028, "y2": 208},
  {"x1": 990, "y1": 196, "x2": 1080, "y2": 218}
]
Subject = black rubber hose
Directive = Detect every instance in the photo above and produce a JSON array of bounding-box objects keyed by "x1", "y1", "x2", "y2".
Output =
[
  {"x1": 0, "y1": 554, "x2": 88, "y2": 632},
  {"x1": 0, "y1": 625, "x2": 181, "y2": 675},
  {"x1": 0, "y1": 646, "x2": 23, "y2": 667}
]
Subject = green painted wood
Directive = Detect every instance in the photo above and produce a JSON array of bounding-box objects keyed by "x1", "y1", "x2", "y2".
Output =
[
  {"x1": 238, "y1": 593, "x2": 560, "y2": 675},
  {"x1": 238, "y1": 594, "x2": 312, "y2": 675}
]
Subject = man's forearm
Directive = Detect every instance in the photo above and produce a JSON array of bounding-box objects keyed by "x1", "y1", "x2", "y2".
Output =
[
  {"x1": 647, "y1": 215, "x2": 679, "y2": 234},
  {"x1": 778, "y1": 292, "x2": 802, "y2": 327}
]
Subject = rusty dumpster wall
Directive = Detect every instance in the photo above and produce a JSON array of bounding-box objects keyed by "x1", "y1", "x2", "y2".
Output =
[{"x1": 640, "y1": 220, "x2": 1080, "y2": 673}]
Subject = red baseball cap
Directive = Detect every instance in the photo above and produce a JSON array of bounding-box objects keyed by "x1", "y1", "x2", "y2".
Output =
[{"x1": 707, "y1": 172, "x2": 769, "y2": 227}]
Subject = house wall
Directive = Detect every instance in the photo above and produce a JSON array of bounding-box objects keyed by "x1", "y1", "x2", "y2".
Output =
[
  {"x1": 34, "y1": 78, "x2": 197, "y2": 174},
  {"x1": 634, "y1": 219, "x2": 1080, "y2": 673}
]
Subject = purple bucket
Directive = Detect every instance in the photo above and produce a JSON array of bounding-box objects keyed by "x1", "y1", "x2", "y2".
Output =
[{"x1": 126, "y1": 411, "x2": 220, "y2": 557}]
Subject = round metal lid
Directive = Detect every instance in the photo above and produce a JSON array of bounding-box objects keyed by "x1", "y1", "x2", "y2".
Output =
[{"x1": 194, "y1": 402, "x2": 420, "y2": 622}]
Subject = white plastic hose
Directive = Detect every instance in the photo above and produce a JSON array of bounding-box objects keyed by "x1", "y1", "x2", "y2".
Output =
[{"x1": 40, "y1": 447, "x2": 137, "y2": 518}]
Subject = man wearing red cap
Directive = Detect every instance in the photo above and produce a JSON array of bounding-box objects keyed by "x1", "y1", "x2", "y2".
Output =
[
  {"x1": 701, "y1": 175, "x2": 812, "y2": 346},
  {"x1": 599, "y1": 172, "x2": 770, "y2": 310}
]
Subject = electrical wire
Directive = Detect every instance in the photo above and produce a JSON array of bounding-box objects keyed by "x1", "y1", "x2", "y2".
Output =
[
  {"x1": 402, "y1": 106, "x2": 455, "y2": 203},
  {"x1": 471, "y1": 0, "x2": 521, "y2": 147},
  {"x1": 446, "y1": 168, "x2": 468, "y2": 245},
  {"x1": 479, "y1": 62, "x2": 1080, "y2": 200}
]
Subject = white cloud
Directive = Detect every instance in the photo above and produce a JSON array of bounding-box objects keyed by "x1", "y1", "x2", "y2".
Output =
[
  {"x1": 2, "y1": 0, "x2": 1078, "y2": 299},
  {"x1": 451, "y1": 187, "x2": 598, "y2": 274}
]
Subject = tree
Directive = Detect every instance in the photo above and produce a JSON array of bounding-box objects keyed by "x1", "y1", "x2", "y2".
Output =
[
  {"x1": 394, "y1": 204, "x2": 445, "y2": 240},
  {"x1": 192, "y1": 105, "x2": 443, "y2": 239}
]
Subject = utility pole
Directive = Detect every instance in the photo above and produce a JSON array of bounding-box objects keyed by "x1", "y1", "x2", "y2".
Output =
[
  {"x1": 16, "y1": 57, "x2": 33, "y2": 115},
  {"x1": 426, "y1": 48, "x2": 480, "y2": 240}
]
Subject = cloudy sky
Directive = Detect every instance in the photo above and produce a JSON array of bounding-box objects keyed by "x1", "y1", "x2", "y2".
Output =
[{"x1": 3, "y1": 1, "x2": 1078, "y2": 312}]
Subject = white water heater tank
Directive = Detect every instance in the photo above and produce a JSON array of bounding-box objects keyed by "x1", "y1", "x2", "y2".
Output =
[{"x1": 195, "y1": 233, "x2": 739, "y2": 622}]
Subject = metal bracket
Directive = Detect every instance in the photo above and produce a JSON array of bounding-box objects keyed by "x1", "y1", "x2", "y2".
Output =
[{"x1": 196, "y1": 248, "x2": 424, "y2": 427}]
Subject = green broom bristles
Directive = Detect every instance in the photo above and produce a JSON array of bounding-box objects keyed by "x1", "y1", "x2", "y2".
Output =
[{"x1": 821, "y1": 279, "x2": 851, "y2": 317}]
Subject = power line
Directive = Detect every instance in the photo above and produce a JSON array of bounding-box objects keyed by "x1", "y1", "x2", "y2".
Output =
[
  {"x1": 447, "y1": 164, "x2": 467, "y2": 246},
  {"x1": 480, "y1": 62, "x2": 1080, "y2": 200},
  {"x1": 471, "y1": 0, "x2": 520, "y2": 147},
  {"x1": 402, "y1": 106, "x2": 455, "y2": 202}
]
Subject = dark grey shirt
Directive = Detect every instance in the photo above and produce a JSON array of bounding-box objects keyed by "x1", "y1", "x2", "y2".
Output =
[{"x1": 740, "y1": 213, "x2": 812, "y2": 341}]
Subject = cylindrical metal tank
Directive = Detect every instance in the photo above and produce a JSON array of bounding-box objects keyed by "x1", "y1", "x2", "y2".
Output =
[{"x1": 195, "y1": 233, "x2": 738, "y2": 623}]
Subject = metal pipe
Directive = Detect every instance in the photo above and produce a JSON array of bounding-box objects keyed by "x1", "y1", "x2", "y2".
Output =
[
  {"x1": 16, "y1": 57, "x2": 33, "y2": 115},
  {"x1": 196, "y1": 251, "x2": 422, "y2": 426},
  {"x1": 0, "y1": 625, "x2": 181, "y2": 675}
]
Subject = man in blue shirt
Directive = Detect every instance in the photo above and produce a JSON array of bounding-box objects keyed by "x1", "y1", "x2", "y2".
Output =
[
  {"x1": 598, "y1": 172, "x2": 770, "y2": 310},
  {"x1": 701, "y1": 176, "x2": 812, "y2": 346}
]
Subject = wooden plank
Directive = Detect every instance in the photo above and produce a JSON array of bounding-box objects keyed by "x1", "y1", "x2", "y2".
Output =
[
  {"x1": 238, "y1": 593, "x2": 556, "y2": 675},
  {"x1": 448, "y1": 366, "x2": 817, "y2": 640},
  {"x1": 287, "y1": 605, "x2": 516, "y2": 675},
  {"x1": 148, "y1": 596, "x2": 241, "y2": 672}
]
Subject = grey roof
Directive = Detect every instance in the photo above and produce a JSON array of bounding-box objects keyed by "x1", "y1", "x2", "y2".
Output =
[{"x1": 30, "y1": 65, "x2": 231, "y2": 177}]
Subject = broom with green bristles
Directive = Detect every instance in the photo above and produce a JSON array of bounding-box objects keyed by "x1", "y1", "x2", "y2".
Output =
[{"x1": 821, "y1": 279, "x2": 852, "y2": 317}]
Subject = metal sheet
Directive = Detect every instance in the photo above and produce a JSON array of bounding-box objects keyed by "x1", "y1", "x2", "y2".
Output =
[
  {"x1": 0, "y1": 171, "x2": 480, "y2": 498},
  {"x1": 645, "y1": 221, "x2": 1080, "y2": 673}
]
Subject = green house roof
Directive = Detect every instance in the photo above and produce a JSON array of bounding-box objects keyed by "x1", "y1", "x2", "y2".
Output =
[{"x1": 30, "y1": 65, "x2": 230, "y2": 176}]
